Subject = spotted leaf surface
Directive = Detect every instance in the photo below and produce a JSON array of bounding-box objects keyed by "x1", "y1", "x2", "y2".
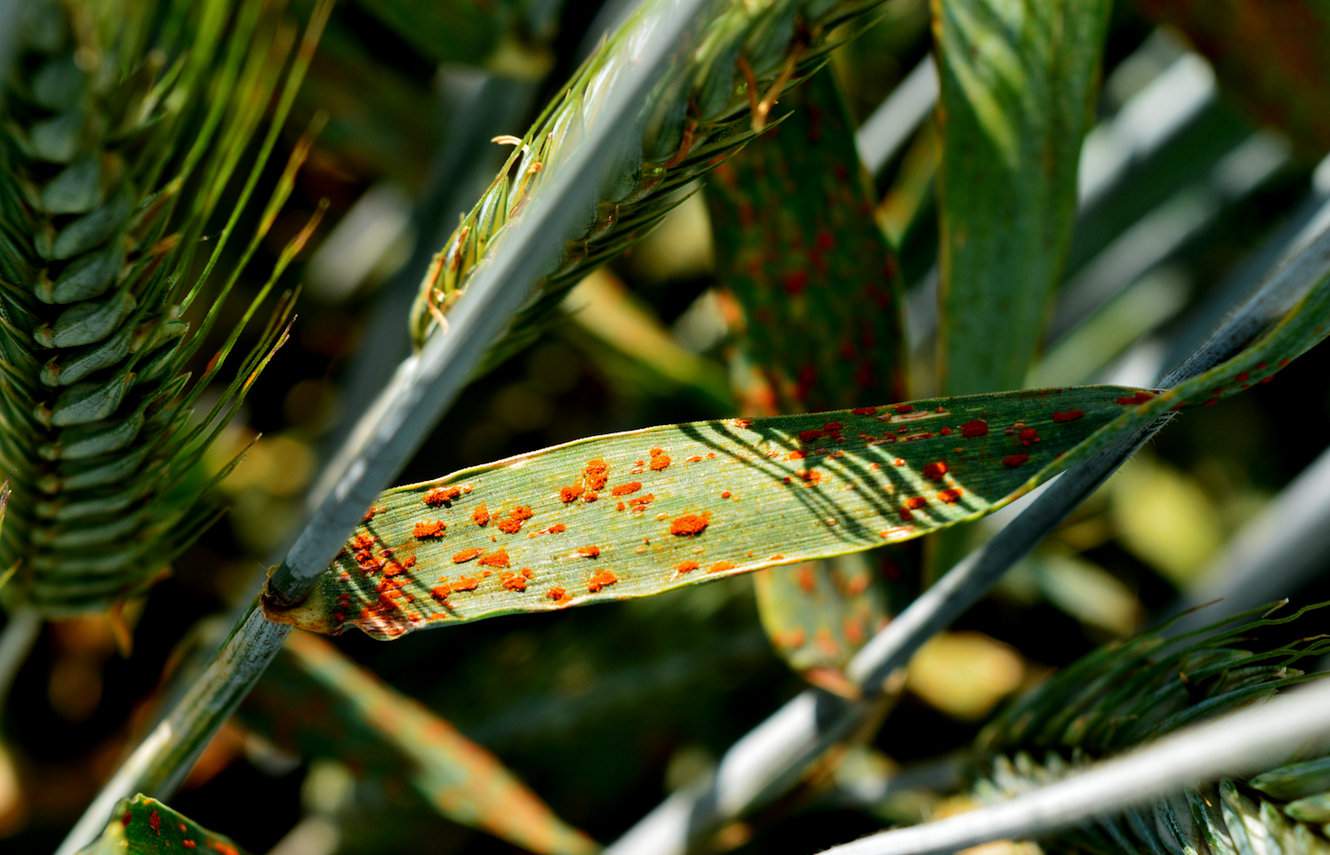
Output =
[
  {"x1": 76, "y1": 794, "x2": 245, "y2": 855},
  {"x1": 240, "y1": 633, "x2": 596, "y2": 855},
  {"x1": 266, "y1": 387, "x2": 1152, "y2": 640},
  {"x1": 934, "y1": 0, "x2": 1111, "y2": 395},
  {"x1": 268, "y1": 252, "x2": 1330, "y2": 641},
  {"x1": 707, "y1": 68, "x2": 910, "y2": 681}
]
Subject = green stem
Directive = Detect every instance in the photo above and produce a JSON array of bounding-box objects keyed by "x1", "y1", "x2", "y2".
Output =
[
  {"x1": 0, "y1": 607, "x2": 39, "y2": 710},
  {"x1": 56, "y1": 602, "x2": 288, "y2": 855}
]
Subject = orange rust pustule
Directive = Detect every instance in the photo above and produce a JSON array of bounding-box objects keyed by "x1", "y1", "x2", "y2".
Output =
[
  {"x1": 670, "y1": 513, "x2": 710, "y2": 536},
  {"x1": 479, "y1": 548, "x2": 510, "y2": 568},
  {"x1": 424, "y1": 486, "x2": 462, "y2": 507},
  {"x1": 547, "y1": 586, "x2": 570, "y2": 604},
  {"x1": 472, "y1": 504, "x2": 490, "y2": 527},
  {"x1": 708, "y1": 561, "x2": 736, "y2": 573},
  {"x1": 587, "y1": 569, "x2": 619, "y2": 592},
  {"x1": 451, "y1": 548, "x2": 483, "y2": 564},
  {"x1": 648, "y1": 448, "x2": 671, "y2": 471},
  {"x1": 584, "y1": 458, "x2": 610, "y2": 491},
  {"x1": 611, "y1": 481, "x2": 643, "y2": 496},
  {"x1": 675, "y1": 561, "x2": 700, "y2": 574},
  {"x1": 560, "y1": 481, "x2": 584, "y2": 503},
  {"x1": 413, "y1": 520, "x2": 446, "y2": 539},
  {"x1": 937, "y1": 488, "x2": 963, "y2": 504},
  {"x1": 577, "y1": 545, "x2": 601, "y2": 558},
  {"x1": 500, "y1": 572, "x2": 528, "y2": 592},
  {"x1": 922, "y1": 461, "x2": 949, "y2": 481}
]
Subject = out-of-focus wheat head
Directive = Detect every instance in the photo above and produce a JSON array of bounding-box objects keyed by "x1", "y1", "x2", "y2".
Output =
[{"x1": 0, "y1": 0, "x2": 326, "y2": 615}]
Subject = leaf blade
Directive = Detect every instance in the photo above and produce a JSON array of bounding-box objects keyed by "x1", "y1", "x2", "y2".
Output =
[
  {"x1": 706, "y1": 67, "x2": 911, "y2": 680},
  {"x1": 76, "y1": 794, "x2": 246, "y2": 855},
  {"x1": 265, "y1": 386, "x2": 1151, "y2": 639},
  {"x1": 934, "y1": 0, "x2": 1111, "y2": 395}
]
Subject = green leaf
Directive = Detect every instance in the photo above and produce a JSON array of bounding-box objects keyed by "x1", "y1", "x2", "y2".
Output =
[
  {"x1": 265, "y1": 385, "x2": 1150, "y2": 639},
  {"x1": 269, "y1": 250, "x2": 1330, "y2": 640},
  {"x1": 934, "y1": 0, "x2": 1111, "y2": 395},
  {"x1": 1138, "y1": 0, "x2": 1330, "y2": 158},
  {"x1": 705, "y1": 67, "x2": 911, "y2": 682},
  {"x1": 240, "y1": 633, "x2": 597, "y2": 854},
  {"x1": 76, "y1": 794, "x2": 246, "y2": 855}
]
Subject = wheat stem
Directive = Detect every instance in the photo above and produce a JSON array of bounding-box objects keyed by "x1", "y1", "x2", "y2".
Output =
[{"x1": 817, "y1": 678, "x2": 1330, "y2": 855}]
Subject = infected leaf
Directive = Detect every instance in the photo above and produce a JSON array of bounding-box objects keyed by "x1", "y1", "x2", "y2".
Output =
[
  {"x1": 266, "y1": 387, "x2": 1151, "y2": 639},
  {"x1": 76, "y1": 794, "x2": 245, "y2": 855},
  {"x1": 707, "y1": 68, "x2": 911, "y2": 681}
]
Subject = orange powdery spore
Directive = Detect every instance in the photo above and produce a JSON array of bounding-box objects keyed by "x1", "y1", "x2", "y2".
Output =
[
  {"x1": 675, "y1": 561, "x2": 700, "y2": 574},
  {"x1": 495, "y1": 506, "x2": 534, "y2": 534},
  {"x1": 708, "y1": 561, "x2": 736, "y2": 573},
  {"x1": 611, "y1": 481, "x2": 643, "y2": 496},
  {"x1": 687, "y1": 455, "x2": 703, "y2": 463},
  {"x1": 628, "y1": 493, "x2": 655, "y2": 511},
  {"x1": 577, "y1": 545, "x2": 601, "y2": 558},
  {"x1": 472, "y1": 504, "x2": 490, "y2": 527},
  {"x1": 1002, "y1": 453, "x2": 1030, "y2": 468},
  {"x1": 720, "y1": 490, "x2": 732, "y2": 499},
  {"x1": 922, "y1": 461, "x2": 949, "y2": 481},
  {"x1": 545, "y1": 523, "x2": 567, "y2": 534},
  {"x1": 560, "y1": 481, "x2": 584, "y2": 503},
  {"x1": 648, "y1": 448, "x2": 671, "y2": 471},
  {"x1": 670, "y1": 513, "x2": 710, "y2": 536},
  {"x1": 451, "y1": 548, "x2": 483, "y2": 564},
  {"x1": 453, "y1": 575, "x2": 481, "y2": 592},
  {"x1": 787, "y1": 449, "x2": 806, "y2": 460},
  {"x1": 547, "y1": 586, "x2": 570, "y2": 604},
  {"x1": 424, "y1": 486, "x2": 462, "y2": 507},
  {"x1": 361, "y1": 505, "x2": 382, "y2": 523},
  {"x1": 584, "y1": 458, "x2": 610, "y2": 491},
  {"x1": 903, "y1": 496, "x2": 928, "y2": 510},
  {"x1": 351, "y1": 533, "x2": 375, "y2": 552},
  {"x1": 937, "y1": 488, "x2": 963, "y2": 504},
  {"x1": 479, "y1": 548, "x2": 510, "y2": 568},
  {"x1": 1051, "y1": 409, "x2": 1084, "y2": 423},
  {"x1": 413, "y1": 520, "x2": 447, "y2": 539},
  {"x1": 587, "y1": 569, "x2": 619, "y2": 592},
  {"x1": 500, "y1": 572, "x2": 527, "y2": 592}
]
